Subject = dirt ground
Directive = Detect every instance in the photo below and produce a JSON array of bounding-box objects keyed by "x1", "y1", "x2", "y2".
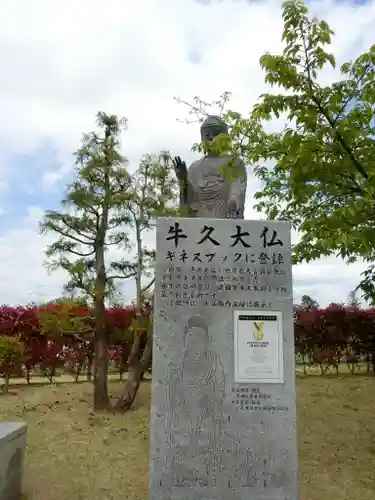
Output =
[{"x1": 0, "y1": 376, "x2": 374, "y2": 500}]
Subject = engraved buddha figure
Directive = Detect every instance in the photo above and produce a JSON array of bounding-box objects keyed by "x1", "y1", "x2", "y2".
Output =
[
  {"x1": 173, "y1": 115, "x2": 247, "y2": 219},
  {"x1": 166, "y1": 315, "x2": 225, "y2": 487}
]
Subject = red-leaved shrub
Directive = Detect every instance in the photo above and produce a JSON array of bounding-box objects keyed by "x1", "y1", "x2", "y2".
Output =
[
  {"x1": 0, "y1": 303, "x2": 144, "y2": 383},
  {"x1": 1, "y1": 301, "x2": 375, "y2": 383}
]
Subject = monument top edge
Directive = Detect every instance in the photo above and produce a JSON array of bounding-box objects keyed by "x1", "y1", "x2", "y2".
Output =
[
  {"x1": 155, "y1": 216, "x2": 291, "y2": 225},
  {"x1": 0, "y1": 421, "x2": 27, "y2": 443}
]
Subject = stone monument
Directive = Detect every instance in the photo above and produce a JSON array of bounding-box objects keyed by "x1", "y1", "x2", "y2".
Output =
[
  {"x1": 0, "y1": 421, "x2": 27, "y2": 500},
  {"x1": 149, "y1": 117, "x2": 299, "y2": 500}
]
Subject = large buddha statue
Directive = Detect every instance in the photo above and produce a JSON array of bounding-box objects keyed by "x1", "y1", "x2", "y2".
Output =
[{"x1": 173, "y1": 115, "x2": 247, "y2": 219}]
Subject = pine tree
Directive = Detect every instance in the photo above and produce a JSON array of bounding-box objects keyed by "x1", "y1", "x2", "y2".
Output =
[{"x1": 40, "y1": 112, "x2": 135, "y2": 410}]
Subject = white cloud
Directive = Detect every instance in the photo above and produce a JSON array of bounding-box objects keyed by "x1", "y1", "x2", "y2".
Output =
[
  {"x1": 0, "y1": 0, "x2": 374, "y2": 306},
  {"x1": 0, "y1": 207, "x2": 66, "y2": 305}
]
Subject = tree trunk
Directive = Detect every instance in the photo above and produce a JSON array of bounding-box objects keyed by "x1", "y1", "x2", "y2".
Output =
[
  {"x1": 86, "y1": 354, "x2": 93, "y2": 381},
  {"x1": 127, "y1": 332, "x2": 141, "y2": 366},
  {"x1": 3, "y1": 374, "x2": 10, "y2": 394},
  {"x1": 93, "y1": 282, "x2": 110, "y2": 410},
  {"x1": 92, "y1": 123, "x2": 111, "y2": 411},
  {"x1": 113, "y1": 335, "x2": 152, "y2": 412},
  {"x1": 93, "y1": 334, "x2": 109, "y2": 410},
  {"x1": 113, "y1": 217, "x2": 147, "y2": 412}
]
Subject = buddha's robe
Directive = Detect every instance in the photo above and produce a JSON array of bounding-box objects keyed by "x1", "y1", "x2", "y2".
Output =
[{"x1": 186, "y1": 155, "x2": 247, "y2": 219}]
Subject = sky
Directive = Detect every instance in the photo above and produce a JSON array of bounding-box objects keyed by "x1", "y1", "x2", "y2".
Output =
[{"x1": 0, "y1": 0, "x2": 374, "y2": 307}]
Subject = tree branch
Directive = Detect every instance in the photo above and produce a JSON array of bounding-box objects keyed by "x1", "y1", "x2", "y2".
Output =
[
  {"x1": 107, "y1": 272, "x2": 136, "y2": 280},
  {"x1": 61, "y1": 215, "x2": 96, "y2": 241},
  {"x1": 46, "y1": 222, "x2": 93, "y2": 246},
  {"x1": 142, "y1": 278, "x2": 155, "y2": 293},
  {"x1": 66, "y1": 248, "x2": 95, "y2": 257},
  {"x1": 299, "y1": 20, "x2": 368, "y2": 181}
]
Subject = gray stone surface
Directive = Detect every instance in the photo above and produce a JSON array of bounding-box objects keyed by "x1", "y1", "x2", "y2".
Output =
[
  {"x1": 150, "y1": 217, "x2": 298, "y2": 500},
  {"x1": 173, "y1": 115, "x2": 247, "y2": 219},
  {"x1": 0, "y1": 421, "x2": 27, "y2": 500}
]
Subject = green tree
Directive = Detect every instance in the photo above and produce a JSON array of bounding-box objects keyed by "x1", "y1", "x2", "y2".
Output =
[
  {"x1": 243, "y1": 0, "x2": 375, "y2": 299},
  {"x1": 40, "y1": 112, "x2": 135, "y2": 410},
  {"x1": 114, "y1": 152, "x2": 178, "y2": 411},
  {"x1": 0, "y1": 337, "x2": 23, "y2": 394},
  {"x1": 347, "y1": 290, "x2": 361, "y2": 308},
  {"x1": 180, "y1": 0, "x2": 375, "y2": 300},
  {"x1": 300, "y1": 294, "x2": 319, "y2": 310},
  {"x1": 44, "y1": 296, "x2": 88, "y2": 308}
]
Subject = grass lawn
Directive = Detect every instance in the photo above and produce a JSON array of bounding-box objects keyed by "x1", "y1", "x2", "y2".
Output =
[{"x1": 0, "y1": 376, "x2": 374, "y2": 500}]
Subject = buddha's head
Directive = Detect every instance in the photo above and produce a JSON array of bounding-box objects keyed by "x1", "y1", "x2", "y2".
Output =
[
  {"x1": 183, "y1": 314, "x2": 210, "y2": 358},
  {"x1": 200, "y1": 115, "x2": 228, "y2": 155}
]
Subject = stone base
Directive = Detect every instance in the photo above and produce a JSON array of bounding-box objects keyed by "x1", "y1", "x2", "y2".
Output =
[{"x1": 0, "y1": 422, "x2": 27, "y2": 500}]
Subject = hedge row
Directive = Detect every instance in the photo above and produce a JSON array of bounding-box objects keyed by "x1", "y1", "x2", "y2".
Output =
[
  {"x1": 1, "y1": 303, "x2": 375, "y2": 387},
  {"x1": 0, "y1": 303, "x2": 141, "y2": 339},
  {"x1": 294, "y1": 304, "x2": 375, "y2": 374},
  {"x1": 0, "y1": 302, "x2": 150, "y2": 388}
]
